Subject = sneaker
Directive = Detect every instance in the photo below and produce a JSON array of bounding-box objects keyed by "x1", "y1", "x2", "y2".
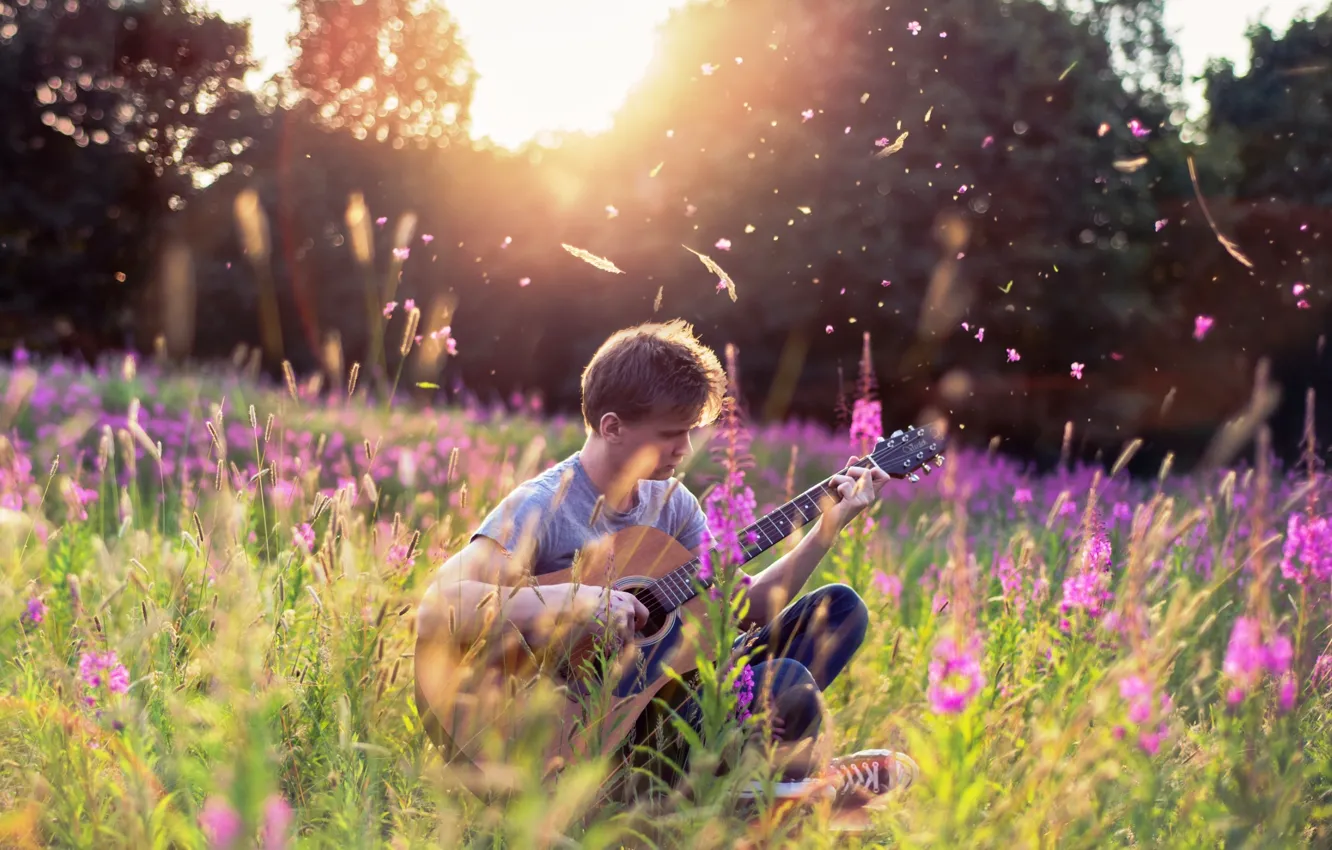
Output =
[{"x1": 823, "y1": 749, "x2": 918, "y2": 804}]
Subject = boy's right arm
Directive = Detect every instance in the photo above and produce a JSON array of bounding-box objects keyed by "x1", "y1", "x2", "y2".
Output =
[{"x1": 416, "y1": 538, "x2": 648, "y2": 650}]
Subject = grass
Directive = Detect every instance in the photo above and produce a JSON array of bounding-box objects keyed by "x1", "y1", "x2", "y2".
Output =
[{"x1": 2, "y1": 351, "x2": 1332, "y2": 848}]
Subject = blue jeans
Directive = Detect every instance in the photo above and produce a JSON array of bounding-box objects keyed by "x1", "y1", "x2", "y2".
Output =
[{"x1": 627, "y1": 583, "x2": 869, "y2": 786}]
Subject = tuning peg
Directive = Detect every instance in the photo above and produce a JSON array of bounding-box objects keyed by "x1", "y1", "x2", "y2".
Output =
[
  {"x1": 921, "y1": 464, "x2": 932, "y2": 474},
  {"x1": 890, "y1": 429, "x2": 903, "y2": 438},
  {"x1": 934, "y1": 454, "x2": 945, "y2": 466},
  {"x1": 908, "y1": 473, "x2": 920, "y2": 483}
]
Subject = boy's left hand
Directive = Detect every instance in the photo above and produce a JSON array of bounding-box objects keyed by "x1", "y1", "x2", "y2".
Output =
[{"x1": 823, "y1": 456, "x2": 890, "y2": 533}]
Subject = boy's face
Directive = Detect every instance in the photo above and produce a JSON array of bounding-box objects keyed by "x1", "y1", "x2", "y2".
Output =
[{"x1": 604, "y1": 410, "x2": 697, "y2": 481}]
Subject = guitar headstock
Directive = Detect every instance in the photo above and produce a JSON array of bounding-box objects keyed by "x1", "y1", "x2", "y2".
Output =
[{"x1": 867, "y1": 423, "x2": 946, "y2": 483}]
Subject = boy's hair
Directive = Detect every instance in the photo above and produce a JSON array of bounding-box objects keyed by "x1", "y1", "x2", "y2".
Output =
[{"x1": 581, "y1": 319, "x2": 727, "y2": 433}]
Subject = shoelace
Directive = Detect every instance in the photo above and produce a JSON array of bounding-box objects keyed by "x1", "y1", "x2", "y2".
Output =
[{"x1": 833, "y1": 760, "x2": 882, "y2": 795}]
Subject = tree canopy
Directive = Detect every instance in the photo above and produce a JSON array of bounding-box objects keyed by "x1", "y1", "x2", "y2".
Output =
[{"x1": 0, "y1": 0, "x2": 1328, "y2": 464}]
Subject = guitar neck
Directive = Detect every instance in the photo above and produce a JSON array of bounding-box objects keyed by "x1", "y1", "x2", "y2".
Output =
[{"x1": 651, "y1": 457, "x2": 877, "y2": 613}]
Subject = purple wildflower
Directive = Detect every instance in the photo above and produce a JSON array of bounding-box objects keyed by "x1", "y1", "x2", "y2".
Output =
[
  {"x1": 292, "y1": 523, "x2": 315, "y2": 554},
  {"x1": 1013, "y1": 488, "x2": 1033, "y2": 505},
  {"x1": 262, "y1": 795, "x2": 294, "y2": 850},
  {"x1": 1118, "y1": 674, "x2": 1171, "y2": 755},
  {"x1": 1224, "y1": 616, "x2": 1293, "y2": 705},
  {"x1": 1278, "y1": 674, "x2": 1297, "y2": 714},
  {"x1": 200, "y1": 796, "x2": 242, "y2": 849},
  {"x1": 733, "y1": 665, "x2": 756, "y2": 723},
  {"x1": 1313, "y1": 654, "x2": 1332, "y2": 688},
  {"x1": 1280, "y1": 513, "x2": 1332, "y2": 585},
  {"x1": 849, "y1": 397, "x2": 883, "y2": 444},
  {"x1": 23, "y1": 596, "x2": 46, "y2": 625},
  {"x1": 871, "y1": 569, "x2": 902, "y2": 603},
  {"x1": 78, "y1": 650, "x2": 130, "y2": 705},
  {"x1": 927, "y1": 636, "x2": 985, "y2": 714},
  {"x1": 995, "y1": 556, "x2": 1027, "y2": 616},
  {"x1": 699, "y1": 359, "x2": 758, "y2": 584}
]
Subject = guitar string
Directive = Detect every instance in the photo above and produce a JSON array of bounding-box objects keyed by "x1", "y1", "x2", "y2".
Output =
[{"x1": 613, "y1": 443, "x2": 926, "y2": 627}]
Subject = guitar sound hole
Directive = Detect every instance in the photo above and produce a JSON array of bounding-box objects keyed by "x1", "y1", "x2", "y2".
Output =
[{"x1": 629, "y1": 587, "x2": 671, "y2": 637}]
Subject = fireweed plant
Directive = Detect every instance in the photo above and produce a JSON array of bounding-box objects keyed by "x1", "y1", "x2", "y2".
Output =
[{"x1": 5, "y1": 351, "x2": 1332, "y2": 846}]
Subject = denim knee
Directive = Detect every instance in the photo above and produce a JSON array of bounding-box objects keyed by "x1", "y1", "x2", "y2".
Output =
[{"x1": 815, "y1": 583, "x2": 869, "y2": 645}]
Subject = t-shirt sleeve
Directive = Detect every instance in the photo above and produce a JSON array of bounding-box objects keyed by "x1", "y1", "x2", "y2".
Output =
[
  {"x1": 471, "y1": 485, "x2": 552, "y2": 557},
  {"x1": 672, "y1": 486, "x2": 714, "y2": 554}
]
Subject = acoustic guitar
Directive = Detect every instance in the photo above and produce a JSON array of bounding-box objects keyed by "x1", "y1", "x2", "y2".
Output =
[{"x1": 414, "y1": 424, "x2": 945, "y2": 776}]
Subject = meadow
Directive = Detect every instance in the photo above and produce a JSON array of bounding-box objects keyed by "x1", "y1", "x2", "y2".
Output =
[{"x1": 1, "y1": 349, "x2": 1330, "y2": 849}]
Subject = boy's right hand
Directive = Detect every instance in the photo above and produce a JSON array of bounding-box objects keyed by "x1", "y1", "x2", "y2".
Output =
[{"x1": 560, "y1": 584, "x2": 650, "y2": 641}]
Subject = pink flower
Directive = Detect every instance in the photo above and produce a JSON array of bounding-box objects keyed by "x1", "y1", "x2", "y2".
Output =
[
  {"x1": 392, "y1": 247, "x2": 410, "y2": 261},
  {"x1": 801, "y1": 109, "x2": 814, "y2": 122},
  {"x1": 1070, "y1": 362, "x2": 1084, "y2": 380},
  {"x1": 292, "y1": 523, "x2": 315, "y2": 554},
  {"x1": 994, "y1": 556, "x2": 1029, "y2": 616},
  {"x1": 374, "y1": 216, "x2": 387, "y2": 226},
  {"x1": 1127, "y1": 119, "x2": 1151, "y2": 138},
  {"x1": 1155, "y1": 219, "x2": 1168, "y2": 231},
  {"x1": 1278, "y1": 674, "x2": 1297, "y2": 714},
  {"x1": 881, "y1": 279, "x2": 891, "y2": 286},
  {"x1": 1193, "y1": 315, "x2": 1213, "y2": 341},
  {"x1": 382, "y1": 301, "x2": 398, "y2": 318},
  {"x1": 262, "y1": 795, "x2": 294, "y2": 850},
  {"x1": 849, "y1": 397, "x2": 883, "y2": 444},
  {"x1": 1298, "y1": 299, "x2": 1311, "y2": 309},
  {"x1": 519, "y1": 277, "x2": 531, "y2": 287},
  {"x1": 871, "y1": 570, "x2": 902, "y2": 602},
  {"x1": 387, "y1": 542, "x2": 416, "y2": 568},
  {"x1": 421, "y1": 234, "x2": 434, "y2": 244},
  {"x1": 200, "y1": 796, "x2": 242, "y2": 849},
  {"x1": 982, "y1": 135, "x2": 994, "y2": 148},
  {"x1": 78, "y1": 650, "x2": 130, "y2": 703},
  {"x1": 957, "y1": 185, "x2": 968, "y2": 194},
  {"x1": 715, "y1": 238, "x2": 732, "y2": 251},
  {"x1": 825, "y1": 325, "x2": 834, "y2": 334},
  {"x1": 875, "y1": 137, "x2": 891, "y2": 147},
  {"x1": 975, "y1": 327, "x2": 984, "y2": 342},
  {"x1": 701, "y1": 63, "x2": 717, "y2": 75},
  {"x1": 1280, "y1": 512, "x2": 1332, "y2": 585},
  {"x1": 446, "y1": 337, "x2": 458, "y2": 356},
  {"x1": 907, "y1": 21, "x2": 922, "y2": 34},
  {"x1": 24, "y1": 596, "x2": 46, "y2": 625},
  {"x1": 1006, "y1": 348, "x2": 1020, "y2": 362},
  {"x1": 1223, "y1": 616, "x2": 1292, "y2": 702},
  {"x1": 1313, "y1": 655, "x2": 1332, "y2": 688},
  {"x1": 927, "y1": 637, "x2": 985, "y2": 714},
  {"x1": 1013, "y1": 488, "x2": 1032, "y2": 504}
]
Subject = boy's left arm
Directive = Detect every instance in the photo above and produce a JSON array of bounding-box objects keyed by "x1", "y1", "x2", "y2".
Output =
[{"x1": 734, "y1": 457, "x2": 889, "y2": 629}]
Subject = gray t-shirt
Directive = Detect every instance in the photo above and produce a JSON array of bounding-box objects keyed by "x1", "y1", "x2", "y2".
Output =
[{"x1": 471, "y1": 451, "x2": 713, "y2": 576}]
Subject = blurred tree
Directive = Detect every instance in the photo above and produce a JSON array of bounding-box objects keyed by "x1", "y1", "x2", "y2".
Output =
[
  {"x1": 508, "y1": 0, "x2": 1182, "y2": 431},
  {"x1": 284, "y1": 0, "x2": 475, "y2": 149},
  {"x1": 1198, "y1": 9, "x2": 1332, "y2": 464},
  {"x1": 0, "y1": 0, "x2": 254, "y2": 354}
]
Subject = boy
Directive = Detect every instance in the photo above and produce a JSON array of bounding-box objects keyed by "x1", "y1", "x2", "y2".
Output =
[{"x1": 416, "y1": 320, "x2": 916, "y2": 804}]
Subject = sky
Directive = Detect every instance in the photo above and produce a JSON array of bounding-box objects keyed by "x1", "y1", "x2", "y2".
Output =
[{"x1": 199, "y1": 0, "x2": 1322, "y2": 150}]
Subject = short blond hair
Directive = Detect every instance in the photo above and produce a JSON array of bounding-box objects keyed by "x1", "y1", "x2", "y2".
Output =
[{"x1": 580, "y1": 320, "x2": 727, "y2": 433}]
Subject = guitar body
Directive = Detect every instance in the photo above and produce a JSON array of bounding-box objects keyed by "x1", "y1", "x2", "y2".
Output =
[{"x1": 415, "y1": 526, "x2": 716, "y2": 775}]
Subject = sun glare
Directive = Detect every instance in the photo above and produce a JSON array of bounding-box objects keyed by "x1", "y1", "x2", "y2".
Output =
[{"x1": 201, "y1": 0, "x2": 692, "y2": 150}]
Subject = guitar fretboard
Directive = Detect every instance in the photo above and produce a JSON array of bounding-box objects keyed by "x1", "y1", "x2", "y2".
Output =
[{"x1": 650, "y1": 459, "x2": 874, "y2": 613}]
